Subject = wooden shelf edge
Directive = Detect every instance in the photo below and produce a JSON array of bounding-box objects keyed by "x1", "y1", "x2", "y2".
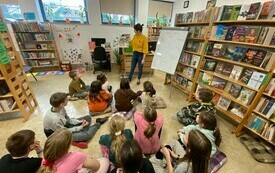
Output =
[
  {"x1": 187, "y1": 37, "x2": 205, "y2": 41},
  {"x1": 262, "y1": 92, "x2": 275, "y2": 99},
  {"x1": 208, "y1": 39, "x2": 275, "y2": 49},
  {"x1": 184, "y1": 50, "x2": 201, "y2": 56},
  {"x1": 24, "y1": 57, "x2": 56, "y2": 60},
  {"x1": 213, "y1": 20, "x2": 275, "y2": 25},
  {"x1": 15, "y1": 31, "x2": 50, "y2": 33},
  {"x1": 0, "y1": 93, "x2": 13, "y2": 98},
  {"x1": 253, "y1": 110, "x2": 275, "y2": 124},
  {"x1": 0, "y1": 109, "x2": 20, "y2": 115},
  {"x1": 244, "y1": 125, "x2": 275, "y2": 146},
  {"x1": 178, "y1": 62, "x2": 197, "y2": 69},
  {"x1": 21, "y1": 49, "x2": 55, "y2": 52},
  {"x1": 0, "y1": 77, "x2": 4, "y2": 80},
  {"x1": 172, "y1": 81, "x2": 190, "y2": 95},
  {"x1": 175, "y1": 22, "x2": 209, "y2": 26},
  {"x1": 175, "y1": 72, "x2": 194, "y2": 81},
  {"x1": 215, "y1": 106, "x2": 243, "y2": 123}
]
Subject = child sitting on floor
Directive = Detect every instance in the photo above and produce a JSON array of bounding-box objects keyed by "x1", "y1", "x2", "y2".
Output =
[
  {"x1": 88, "y1": 80, "x2": 112, "y2": 116},
  {"x1": 97, "y1": 73, "x2": 112, "y2": 94},
  {"x1": 68, "y1": 70, "x2": 90, "y2": 100},
  {"x1": 114, "y1": 78, "x2": 138, "y2": 120},
  {"x1": 134, "y1": 106, "x2": 163, "y2": 155},
  {"x1": 99, "y1": 113, "x2": 133, "y2": 172},
  {"x1": 38, "y1": 128, "x2": 109, "y2": 173},
  {"x1": 43, "y1": 92, "x2": 108, "y2": 149},
  {"x1": 0, "y1": 130, "x2": 43, "y2": 173},
  {"x1": 175, "y1": 88, "x2": 216, "y2": 126}
]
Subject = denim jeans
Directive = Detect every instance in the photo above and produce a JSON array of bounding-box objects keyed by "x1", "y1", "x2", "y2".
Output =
[
  {"x1": 128, "y1": 51, "x2": 143, "y2": 80},
  {"x1": 73, "y1": 85, "x2": 90, "y2": 99}
]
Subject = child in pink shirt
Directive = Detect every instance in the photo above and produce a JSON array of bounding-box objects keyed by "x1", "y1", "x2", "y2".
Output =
[{"x1": 134, "y1": 106, "x2": 164, "y2": 155}]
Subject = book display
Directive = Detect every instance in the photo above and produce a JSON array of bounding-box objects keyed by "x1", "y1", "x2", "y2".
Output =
[
  {"x1": 0, "y1": 10, "x2": 38, "y2": 122},
  {"x1": 12, "y1": 22, "x2": 60, "y2": 72}
]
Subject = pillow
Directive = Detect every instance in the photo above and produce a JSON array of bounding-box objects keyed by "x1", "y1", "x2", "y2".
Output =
[
  {"x1": 210, "y1": 150, "x2": 227, "y2": 173},
  {"x1": 153, "y1": 97, "x2": 166, "y2": 109}
]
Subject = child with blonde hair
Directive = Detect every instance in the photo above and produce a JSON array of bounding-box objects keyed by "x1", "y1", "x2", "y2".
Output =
[
  {"x1": 99, "y1": 113, "x2": 133, "y2": 172},
  {"x1": 134, "y1": 106, "x2": 163, "y2": 155},
  {"x1": 37, "y1": 128, "x2": 109, "y2": 173}
]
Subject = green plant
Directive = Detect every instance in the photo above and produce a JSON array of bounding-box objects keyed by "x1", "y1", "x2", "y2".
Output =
[
  {"x1": 113, "y1": 49, "x2": 122, "y2": 65},
  {"x1": 106, "y1": 14, "x2": 112, "y2": 22},
  {"x1": 155, "y1": 12, "x2": 160, "y2": 24}
]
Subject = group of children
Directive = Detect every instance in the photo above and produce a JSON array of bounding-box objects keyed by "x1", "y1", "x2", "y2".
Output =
[{"x1": 0, "y1": 70, "x2": 222, "y2": 173}]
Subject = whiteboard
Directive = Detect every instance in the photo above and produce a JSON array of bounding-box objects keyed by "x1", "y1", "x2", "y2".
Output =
[{"x1": 151, "y1": 28, "x2": 188, "y2": 74}]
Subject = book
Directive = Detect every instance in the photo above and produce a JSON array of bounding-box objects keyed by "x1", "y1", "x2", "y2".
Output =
[
  {"x1": 251, "y1": 50, "x2": 268, "y2": 67},
  {"x1": 233, "y1": 26, "x2": 248, "y2": 42},
  {"x1": 198, "y1": 72, "x2": 213, "y2": 85},
  {"x1": 206, "y1": 43, "x2": 215, "y2": 55},
  {"x1": 229, "y1": 65, "x2": 243, "y2": 80},
  {"x1": 239, "y1": 68, "x2": 254, "y2": 84},
  {"x1": 238, "y1": 4, "x2": 251, "y2": 20},
  {"x1": 212, "y1": 94, "x2": 221, "y2": 105},
  {"x1": 225, "y1": 26, "x2": 237, "y2": 41},
  {"x1": 230, "y1": 104, "x2": 246, "y2": 118},
  {"x1": 257, "y1": 27, "x2": 269, "y2": 44},
  {"x1": 262, "y1": 99, "x2": 275, "y2": 115},
  {"x1": 214, "y1": 62, "x2": 225, "y2": 74},
  {"x1": 258, "y1": 1, "x2": 275, "y2": 20},
  {"x1": 247, "y1": 71, "x2": 266, "y2": 90},
  {"x1": 216, "y1": 6, "x2": 225, "y2": 21},
  {"x1": 221, "y1": 6, "x2": 234, "y2": 21},
  {"x1": 246, "y1": 2, "x2": 262, "y2": 20},
  {"x1": 263, "y1": 27, "x2": 275, "y2": 46},
  {"x1": 215, "y1": 24, "x2": 229, "y2": 40},
  {"x1": 187, "y1": 12, "x2": 194, "y2": 23},
  {"x1": 255, "y1": 97, "x2": 267, "y2": 112},
  {"x1": 260, "y1": 52, "x2": 275, "y2": 71},
  {"x1": 229, "y1": 83, "x2": 242, "y2": 98},
  {"x1": 242, "y1": 48, "x2": 258, "y2": 64},
  {"x1": 245, "y1": 26, "x2": 262, "y2": 43},
  {"x1": 212, "y1": 43, "x2": 224, "y2": 57},
  {"x1": 190, "y1": 55, "x2": 200, "y2": 67},
  {"x1": 193, "y1": 27, "x2": 202, "y2": 38},
  {"x1": 231, "y1": 47, "x2": 247, "y2": 61},
  {"x1": 221, "y1": 63, "x2": 234, "y2": 76},
  {"x1": 217, "y1": 96, "x2": 232, "y2": 110},
  {"x1": 230, "y1": 5, "x2": 242, "y2": 21},
  {"x1": 203, "y1": 59, "x2": 217, "y2": 71},
  {"x1": 270, "y1": 32, "x2": 275, "y2": 45},
  {"x1": 266, "y1": 103, "x2": 275, "y2": 118},
  {"x1": 211, "y1": 77, "x2": 227, "y2": 90},
  {"x1": 224, "y1": 82, "x2": 232, "y2": 92},
  {"x1": 264, "y1": 78, "x2": 275, "y2": 95},
  {"x1": 237, "y1": 88, "x2": 255, "y2": 105},
  {"x1": 223, "y1": 45, "x2": 236, "y2": 59}
]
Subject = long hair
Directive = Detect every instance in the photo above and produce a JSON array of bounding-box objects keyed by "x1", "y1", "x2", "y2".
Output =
[
  {"x1": 199, "y1": 112, "x2": 222, "y2": 147},
  {"x1": 143, "y1": 81, "x2": 156, "y2": 97},
  {"x1": 89, "y1": 80, "x2": 104, "y2": 102},
  {"x1": 97, "y1": 73, "x2": 107, "y2": 85},
  {"x1": 37, "y1": 128, "x2": 72, "y2": 173},
  {"x1": 143, "y1": 107, "x2": 157, "y2": 139},
  {"x1": 109, "y1": 114, "x2": 127, "y2": 166},
  {"x1": 120, "y1": 140, "x2": 143, "y2": 173},
  {"x1": 182, "y1": 130, "x2": 211, "y2": 173},
  {"x1": 120, "y1": 78, "x2": 130, "y2": 90}
]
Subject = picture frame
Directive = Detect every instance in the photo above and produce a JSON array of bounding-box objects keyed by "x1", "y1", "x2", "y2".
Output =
[{"x1": 183, "y1": 1, "x2": 189, "y2": 8}]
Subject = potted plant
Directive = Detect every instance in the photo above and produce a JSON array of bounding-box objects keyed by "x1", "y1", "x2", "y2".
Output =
[
  {"x1": 160, "y1": 15, "x2": 168, "y2": 26},
  {"x1": 106, "y1": 14, "x2": 112, "y2": 25},
  {"x1": 113, "y1": 48, "x2": 122, "y2": 73},
  {"x1": 45, "y1": 5, "x2": 54, "y2": 22},
  {"x1": 119, "y1": 16, "x2": 123, "y2": 26},
  {"x1": 79, "y1": 5, "x2": 87, "y2": 24},
  {"x1": 155, "y1": 12, "x2": 160, "y2": 27}
]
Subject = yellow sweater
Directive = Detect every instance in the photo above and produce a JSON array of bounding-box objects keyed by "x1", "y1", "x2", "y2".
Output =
[{"x1": 130, "y1": 34, "x2": 148, "y2": 54}]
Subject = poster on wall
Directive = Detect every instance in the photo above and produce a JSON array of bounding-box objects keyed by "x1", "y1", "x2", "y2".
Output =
[
  {"x1": 206, "y1": 0, "x2": 216, "y2": 10},
  {"x1": 63, "y1": 48, "x2": 82, "y2": 64}
]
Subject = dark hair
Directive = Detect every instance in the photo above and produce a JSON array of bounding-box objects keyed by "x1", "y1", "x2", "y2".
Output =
[
  {"x1": 199, "y1": 112, "x2": 222, "y2": 147},
  {"x1": 6, "y1": 130, "x2": 35, "y2": 157},
  {"x1": 143, "y1": 81, "x2": 156, "y2": 97},
  {"x1": 120, "y1": 78, "x2": 130, "y2": 90},
  {"x1": 89, "y1": 80, "x2": 104, "y2": 102},
  {"x1": 97, "y1": 73, "x2": 107, "y2": 85},
  {"x1": 143, "y1": 107, "x2": 157, "y2": 139},
  {"x1": 69, "y1": 70, "x2": 77, "y2": 79},
  {"x1": 120, "y1": 140, "x2": 143, "y2": 173},
  {"x1": 134, "y1": 23, "x2": 143, "y2": 32},
  {"x1": 182, "y1": 130, "x2": 211, "y2": 173},
  {"x1": 198, "y1": 88, "x2": 213, "y2": 102},
  {"x1": 50, "y1": 92, "x2": 69, "y2": 107}
]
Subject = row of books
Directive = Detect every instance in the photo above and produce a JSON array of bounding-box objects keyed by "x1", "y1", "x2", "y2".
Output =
[
  {"x1": 16, "y1": 33, "x2": 51, "y2": 42},
  {"x1": 255, "y1": 97, "x2": 275, "y2": 119},
  {"x1": 0, "y1": 98, "x2": 16, "y2": 112},
  {"x1": 19, "y1": 44, "x2": 54, "y2": 50},
  {"x1": 12, "y1": 22, "x2": 49, "y2": 32},
  {"x1": 24, "y1": 60, "x2": 57, "y2": 67},
  {"x1": 198, "y1": 72, "x2": 256, "y2": 106},
  {"x1": 179, "y1": 53, "x2": 200, "y2": 68},
  {"x1": 248, "y1": 115, "x2": 275, "y2": 143},
  {"x1": 22, "y1": 52, "x2": 55, "y2": 59},
  {"x1": 175, "y1": 8, "x2": 213, "y2": 24},
  {"x1": 188, "y1": 26, "x2": 208, "y2": 39},
  {"x1": 215, "y1": 1, "x2": 275, "y2": 21},
  {"x1": 174, "y1": 74, "x2": 193, "y2": 92},
  {"x1": 206, "y1": 43, "x2": 275, "y2": 71},
  {"x1": 185, "y1": 41, "x2": 204, "y2": 54},
  {"x1": 213, "y1": 25, "x2": 275, "y2": 46},
  {"x1": 264, "y1": 78, "x2": 275, "y2": 96},
  {"x1": 176, "y1": 66, "x2": 195, "y2": 79}
]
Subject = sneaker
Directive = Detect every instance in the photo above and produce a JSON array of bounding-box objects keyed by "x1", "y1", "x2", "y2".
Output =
[
  {"x1": 96, "y1": 116, "x2": 109, "y2": 125},
  {"x1": 72, "y1": 141, "x2": 88, "y2": 149}
]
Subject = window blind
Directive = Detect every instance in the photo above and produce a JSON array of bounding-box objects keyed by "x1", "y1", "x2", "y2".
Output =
[
  {"x1": 148, "y1": 0, "x2": 173, "y2": 18},
  {"x1": 100, "y1": 0, "x2": 135, "y2": 15}
]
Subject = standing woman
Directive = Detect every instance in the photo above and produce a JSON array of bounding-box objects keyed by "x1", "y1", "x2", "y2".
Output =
[{"x1": 128, "y1": 23, "x2": 148, "y2": 85}]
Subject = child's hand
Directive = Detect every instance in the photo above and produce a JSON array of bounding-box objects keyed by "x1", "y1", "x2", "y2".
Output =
[
  {"x1": 177, "y1": 129, "x2": 183, "y2": 134},
  {"x1": 82, "y1": 121, "x2": 89, "y2": 128},
  {"x1": 82, "y1": 119, "x2": 87, "y2": 124},
  {"x1": 160, "y1": 147, "x2": 171, "y2": 160},
  {"x1": 34, "y1": 140, "x2": 42, "y2": 151}
]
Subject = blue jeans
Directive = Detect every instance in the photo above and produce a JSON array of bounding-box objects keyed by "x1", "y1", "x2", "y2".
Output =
[
  {"x1": 128, "y1": 51, "x2": 143, "y2": 80},
  {"x1": 73, "y1": 85, "x2": 90, "y2": 98}
]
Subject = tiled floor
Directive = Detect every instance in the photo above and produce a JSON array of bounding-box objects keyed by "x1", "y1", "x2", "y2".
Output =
[{"x1": 0, "y1": 70, "x2": 274, "y2": 173}]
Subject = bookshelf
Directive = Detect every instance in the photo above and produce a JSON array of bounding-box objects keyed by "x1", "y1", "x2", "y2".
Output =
[
  {"x1": 148, "y1": 26, "x2": 161, "y2": 42},
  {"x1": 0, "y1": 10, "x2": 38, "y2": 122},
  {"x1": 12, "y1": 22, "x2": 60, "y2": 72}
]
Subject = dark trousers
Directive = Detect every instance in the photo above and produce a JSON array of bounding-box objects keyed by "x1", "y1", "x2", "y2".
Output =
[{"x1": 128, "y1": 51, "x2": 143, "y2": 80}]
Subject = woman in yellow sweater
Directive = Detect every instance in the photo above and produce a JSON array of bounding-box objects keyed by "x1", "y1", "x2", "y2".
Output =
[{"x1": 129, "y1": 23, "x2": 148, "y2": 85}]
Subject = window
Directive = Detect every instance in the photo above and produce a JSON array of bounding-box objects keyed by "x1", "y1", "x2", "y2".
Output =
[
  {"x1": 38, "y1": 0, "x2": 88, "y2": 23},
  {"x1": 147, "y1": 0, "x2": 173, "y2": 27},
  {"x1": 100, "y1": 0, "x2": 135, "y2": 25},
  {"x1": 0, "y1": 5, "x2": 23, "y2": 22}
]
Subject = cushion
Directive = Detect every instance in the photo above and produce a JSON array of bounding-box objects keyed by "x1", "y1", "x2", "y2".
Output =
[
  {"x1": 240, "y1": 136, "x2": 275, "y2": 163},
  {"x1": 210, "y1": 150, "x2": 227, "y2": 173},
  {"x1": 153, "y1": 97, "x2": 166, "y2": 109}
]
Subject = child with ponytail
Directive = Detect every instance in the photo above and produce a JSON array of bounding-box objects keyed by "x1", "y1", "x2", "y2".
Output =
[
  {"x1": 38, "y1": 128, "x2": 109, "y2": 173},
  {"x1": 134, "y1": 106, "x2": 163, "y2": 155},
  {"x1": 99, "y1": 113, "x2": 133, "y2": 172}
]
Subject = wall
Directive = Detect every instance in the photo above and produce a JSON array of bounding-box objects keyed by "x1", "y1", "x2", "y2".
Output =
[{"x1": 171, "y1": 0, "x2": 272, "y2": 26}]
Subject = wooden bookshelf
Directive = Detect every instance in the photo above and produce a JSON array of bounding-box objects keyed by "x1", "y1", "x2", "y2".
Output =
[
  {"x1": 184, "y1": 50, "x2": 201, "y2": 56},
  {"x1": 244, "y1": 125, "x2": 275, "y2": 146},
  {"x1": 208, "y1": 39, "x2": 275, "y2": 49},
  {"x1": 171, "y1": 81, "x2": 190, "y2": 95},
  {"x1": 178, "y1": 62, "x2": 197, "y2": 69},
  {"x1": 148, "y1": 26, "x2": 161, "y2": 41},
  {"x1": 213, "y1": 20, "x2": 275, "y2": 26},
  {"x1": 253, "y1": 110, "x2": 275, "y2": 124},
  {"x1": 176, "y1": 22, "x2": 209, "y2": 26}
]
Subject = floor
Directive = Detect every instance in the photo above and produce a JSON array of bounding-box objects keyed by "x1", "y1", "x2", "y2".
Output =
[{"x1": 0, "y1": 69, "x2": 274, "y2": 173}]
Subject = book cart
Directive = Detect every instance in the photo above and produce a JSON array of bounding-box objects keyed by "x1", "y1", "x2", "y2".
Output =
[
  {"x1": 0, "y1": 11, "x2": 38, "y2": 122},
  {"x1": 174, "y1": 3, "x2": 275, "y2": 146},
  {"x1": 12, "y1": 22, "x2": 60, "y2": 72}
]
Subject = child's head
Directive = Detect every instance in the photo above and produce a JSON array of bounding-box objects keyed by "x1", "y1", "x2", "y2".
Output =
[
  {"x1": 120, "y1": 78, "x2": 130, "y2": 90},
  {"x1": 143, "y1": 106, "x2": 157, "y2": 139},
  {"x1": 143, "y1": 81, "x2": 156, "y2": 97},
  {"x1": 196, "y1": 112, "x2": 221, "y2": 147},
  {"x1": 109, "y1": 113, "x2": 127, "y2": 166},
  {"x1": 6, "y1": 130, "x2": 36, "y2": 157},
  {"x1": 38, "y1": 128, "x2": 72, "y2": 173},
  {"x1": 97, "y1": 73, "x2": 107, "y2": 85},
  {"x1": 184, "y1": 130, "x2": 211, "y2": 173},
  {"x1": 49, "y1": 92, "x2": 69, "y2": 108},
  {"x1": 195, "y1": 88, "x2": 213, "y2": 103},
  {"x1": 89, "y1": 80, "x2": 103, "y2": 102},
  {"x1": 69, "y1": 70, "x2": 79, "y2": 80},
  {"x1": 120, "y1": 139, "x2": 143, "y2": 173}
]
